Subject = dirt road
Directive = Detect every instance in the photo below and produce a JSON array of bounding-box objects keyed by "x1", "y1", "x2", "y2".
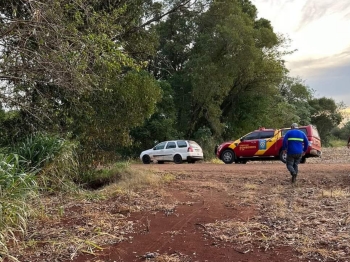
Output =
[{"x1": 71, "y1": 148, "x2": 350, "y2": 262}]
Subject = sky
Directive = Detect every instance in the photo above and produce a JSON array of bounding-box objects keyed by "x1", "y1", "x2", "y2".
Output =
[{"x1": 251, "y1": 0, "x2": 350, "y2": 107}]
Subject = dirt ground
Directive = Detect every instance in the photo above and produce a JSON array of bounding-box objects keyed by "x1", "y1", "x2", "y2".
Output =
[
  {"x1": 8, "y1": 148, "x2": 350, "y2": 262},
  {"x1": 69, "y1": 148, "x2": 350, "y2": 262}
]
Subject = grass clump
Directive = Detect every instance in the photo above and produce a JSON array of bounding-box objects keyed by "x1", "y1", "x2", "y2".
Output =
[
  {"x1": 321, "y1": 188, "x2": 350, "y2": 198},
  {"x1": 0, "y1": 133, "x2": 79, "y2": 260},
  {"x1": 0, "y1": 153, "x2": 37, "y2": 261}
]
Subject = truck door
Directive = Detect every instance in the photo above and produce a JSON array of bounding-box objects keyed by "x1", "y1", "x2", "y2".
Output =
[
  {"x1": 237, "y1": 131, "x2": 260, "y2": 157},
  {"x1": 255, "y1": 130, "x2": 276, "y2": 156}
]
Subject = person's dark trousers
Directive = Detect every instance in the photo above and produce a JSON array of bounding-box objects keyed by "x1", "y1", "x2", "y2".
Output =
[{"x1": 286, "y1": 154, "x2": 302, "y2": 183}]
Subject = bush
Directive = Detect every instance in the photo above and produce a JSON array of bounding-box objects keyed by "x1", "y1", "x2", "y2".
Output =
[
  {"x1": 11, "y1": 133, "x2": 65, "y2": 172},
  {"x1": 0, "y1": 133, "x2": 79, "y2": 259},
  {"x1": 327, "y1": 136, "x2": 347, "y2": 148},
  {"x1": 193, "y1": 126, "x2": 218, "y2": 161}
]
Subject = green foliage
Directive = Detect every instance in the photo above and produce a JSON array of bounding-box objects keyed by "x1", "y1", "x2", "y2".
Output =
[
  {"x1": 130, "y1": 81, "x2": 179, "y2": 154},
  {"x1": 0, "y1": 133, "x2": 78, "y2": 257},
  {"x1": 180, "y1": 0, "x2": 285, "y2": 137},
  {"x1": 0, "y1": 153, "x2": 36, "y2": 192},
  {"x1": 74, "y1": 70, "x2": 162, "y2": 168},
  {"x1": 0, "y1": 0, "x2": 345, "y2": 165},
  {"x1": 0, "y1": 0, "x2": 164, "y2": 168},
  {"x1": 2, "y1": 133, "x2": 79, "y2": 192},
  {"x1": 0, "y1": 110, "x2": 29, "y2": 147},
  {"x1": 331, "y1": 121, "x2": 350, "y2": 141},
  {"x1": 193, "y1": 126, "x2": 217, "y2": 160},
  {"x1": 309, "y1": 97, "x2": 343, "y2": 145},
  {"x1": 278, "y1": 77, "x2": 313, "y2": 126},
  {"x1": 327, "y1": 136, "x2": 348, "y2": 148},
  {"x1": 0, "y1": 153, "x2": 37, "y2": 259},
  {"x1": 37, "y1": 140, "x2": 80, "y2": 193},
  {"x1": 10, "y1": 133, "x2": 66, "y2": 173}
]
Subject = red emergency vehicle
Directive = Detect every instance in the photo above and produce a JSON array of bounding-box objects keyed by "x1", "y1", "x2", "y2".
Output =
[{"x1": 215, "y1": 125, "x2": 322, "y2": 164}]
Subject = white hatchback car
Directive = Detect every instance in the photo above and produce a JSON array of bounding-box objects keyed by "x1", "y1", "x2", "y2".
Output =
[{"x1": 140, "y1": 140, "x2": 204, "y2": 164}]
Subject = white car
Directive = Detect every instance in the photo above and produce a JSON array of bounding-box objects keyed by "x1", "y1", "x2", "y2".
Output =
[{"x1": 140, "y1": 140, "x2": 204, "y2": 164}]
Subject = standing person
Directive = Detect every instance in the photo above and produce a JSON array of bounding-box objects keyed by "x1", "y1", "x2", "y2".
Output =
[
  {"x1": 282, "y1": 123, "x2": 309, "y2": 183},
  {"x1": 347, "y1": 135, "x2": 350, "y2": 149}
]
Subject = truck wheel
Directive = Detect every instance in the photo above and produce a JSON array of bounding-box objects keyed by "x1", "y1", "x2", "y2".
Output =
[
  {"x1": 279, "y1": 150, "x2": 287, "y2": 163},
  {"x1": 221, "y1": 149, "x2": 235, "y2": 164}
]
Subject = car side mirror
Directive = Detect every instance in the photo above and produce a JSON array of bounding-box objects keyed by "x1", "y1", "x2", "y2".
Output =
[{"x1": 153, "y1": 147, "x2": 156, "y2": 150}]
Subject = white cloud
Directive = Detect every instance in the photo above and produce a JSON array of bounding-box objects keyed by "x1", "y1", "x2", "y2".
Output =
[{"x1": 251, "y1": 0, "x2": 350, "y2": 106}]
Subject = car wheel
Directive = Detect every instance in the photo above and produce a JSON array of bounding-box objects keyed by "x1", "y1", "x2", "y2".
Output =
[
  {"x1": 279, "y1": 150, "x2": 287, "y2": 163},
  {"x1": 173, "y1": 154, "x2": 183, "y2": 164},
  {"x1": 300, "y1": 157, "x2": 306, "y2": 164},
  {"x1": 221, "y1": 149, "x2": 235, "y2": 164},
  {"x1": 158, "y1": 161, "x2": 164, "y2": 164},
  {"x1": 142, "y1": 155, "x2": 151, "y2": 164}
]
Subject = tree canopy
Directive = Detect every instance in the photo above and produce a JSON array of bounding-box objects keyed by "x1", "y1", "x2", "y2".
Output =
[{"x1": 0, "y1": 0, "x2": 343, "y2": 166}]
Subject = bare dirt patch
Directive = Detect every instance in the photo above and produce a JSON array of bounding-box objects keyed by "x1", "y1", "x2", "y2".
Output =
[{"x1": 6, "y1": 148, "x2": 350, "y2": 262}]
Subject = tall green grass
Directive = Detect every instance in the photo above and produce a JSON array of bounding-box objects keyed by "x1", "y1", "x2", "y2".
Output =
[
  {"x1": 12, "y1": 133, "x2": 66, "y2": 171},
  {"x1": 0, "y1": 133, "x2": 79, "y2": 260},
  {"x1": 0, "y1": 153, "x2": 37, "y2": 261}
]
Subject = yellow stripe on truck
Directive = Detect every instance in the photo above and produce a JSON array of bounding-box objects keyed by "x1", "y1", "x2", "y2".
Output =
[{"x1": 228, "y1": 139, "x2": 240, "y2": 150}]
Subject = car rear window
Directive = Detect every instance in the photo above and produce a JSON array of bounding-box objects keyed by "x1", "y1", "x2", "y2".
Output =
[
  {"x1": 285, "y1": 127, "x2": 320, "y2": 139},
  {"x1": 189, "y1": 141, "x2": 200, "y2": 147},
  {"x1": 298, "y1": 128, "x2": 307, "y2": 135},
  {"x1": 177, "y1": 140, "x2": 188, "y2": 148},
  {"x1": 312, "y1": 126, "x2": 320, "y2": 138},
  {"x1": 281, "y1": 128, "x2": 307, "y2": 136}
]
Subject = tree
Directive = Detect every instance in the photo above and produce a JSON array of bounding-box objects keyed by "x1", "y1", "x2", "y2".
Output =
[
  {"x1": 309, "y1": 97, "x2": 343, "y2": 145},
  {"x1": 278, "y1": 76, "x2": 313, "y2": 126},
  {"x1": 185, "y1": 0, "x2": 286, "y2": 138},
  {"x1": 0, "y1": 0, "x2": 192, "y2": 165},
  {"x1": 130, "y1": 80, "x2": 179, "y2": 155}
]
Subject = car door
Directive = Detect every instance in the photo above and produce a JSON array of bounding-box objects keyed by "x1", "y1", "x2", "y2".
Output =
[
  {"x1": 151, "y1": 141, "x2": 167, "y2": 161},
  {"x1": 236, "y1": 131, "x2": 260, "y2": 157},
  {"x1": 176, "y1": 140, "x2": 188, "y2": 159},
  {"x1": 163, "y1": 141, "x2": 177, "y2": 161},
  {"x1": 255, "y1": 130, "x2": 277, "y2": 156}
]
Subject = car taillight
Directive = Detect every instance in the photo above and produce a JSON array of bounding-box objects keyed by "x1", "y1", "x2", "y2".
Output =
[{"x1": 188, "y1": 146, "x2": 193, "y2": 152}]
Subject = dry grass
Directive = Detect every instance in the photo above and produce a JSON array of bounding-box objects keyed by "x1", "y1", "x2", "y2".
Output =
[
  {"x1": 204, "y1": 180, "x2": 350, "y2": 262},
  {"x1": 3, "y1": 153, "x2": 350, "y2": 262},
  {"x1": 4, "y1": 166, "x2": 174, "y2": 262},
  {"x1": 152, "y1": 252, "x2": 191, "y2": 262},
  {"x1": 243, "y1": 182, "x2": 258, "y2": 190}
]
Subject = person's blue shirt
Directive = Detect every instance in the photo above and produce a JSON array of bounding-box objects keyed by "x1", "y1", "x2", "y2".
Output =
[{"x1": 282, "y1": 129, "x2": 309, "y2": 155}]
